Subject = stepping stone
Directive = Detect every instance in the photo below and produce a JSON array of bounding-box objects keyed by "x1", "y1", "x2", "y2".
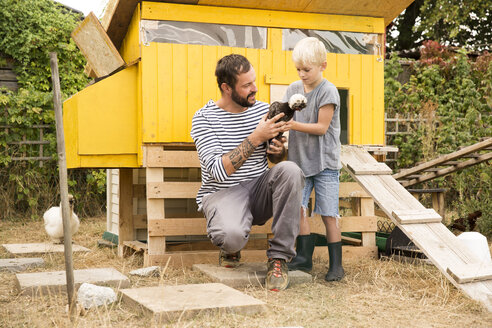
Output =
[
  {"x1": 0, "y1": 258, "x2": 44, "y2": 272},
  {"x1": 192, "y1": 262, "x2": 312, "y2": 288},
  {"x1": 16, "y1": 267, "x2": 130, "y2": 296},
  {"x1": 2, "y1": 243, "x2": 90, "y2": 255},
  {"x1": 120, "y1": 283, "x2": 265, "y2": 323}
]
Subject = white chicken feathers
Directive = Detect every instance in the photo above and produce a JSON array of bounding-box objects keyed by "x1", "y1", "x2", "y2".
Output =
[{"x1": 43, "y1": 195, "x2": 79, "y2": 243}]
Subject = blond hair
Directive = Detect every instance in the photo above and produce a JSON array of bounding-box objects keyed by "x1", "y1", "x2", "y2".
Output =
[{"x1": 292, "y1": 37, "x2": 327, "y2": 66}]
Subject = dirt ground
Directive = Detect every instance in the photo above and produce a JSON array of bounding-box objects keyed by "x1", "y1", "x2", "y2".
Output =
[{"x1": 0, "y1": 216, "x2": 491, "y2": 328}]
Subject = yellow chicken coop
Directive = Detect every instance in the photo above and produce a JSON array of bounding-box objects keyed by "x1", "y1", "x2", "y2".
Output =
[{"x1": 64, "y1": 0, "x2": 413, "y2": 266}]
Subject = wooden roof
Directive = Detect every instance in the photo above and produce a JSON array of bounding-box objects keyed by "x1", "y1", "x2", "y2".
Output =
[{"x1": 103, "y1": 0, "x2": 414, "y2": 49}]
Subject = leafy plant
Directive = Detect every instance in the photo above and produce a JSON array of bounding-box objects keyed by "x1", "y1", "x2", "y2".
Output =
[
  {"x1": 385, "y1": 42, "x2": 492, "y2": 237},
  {"x1": 0, "y1": 0, "x2": 106, "y2": 220}
]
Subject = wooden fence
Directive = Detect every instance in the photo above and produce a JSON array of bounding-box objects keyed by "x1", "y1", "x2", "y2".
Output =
[{"x1": 1, "y1": 124, "x2": 52, "y2": 167}]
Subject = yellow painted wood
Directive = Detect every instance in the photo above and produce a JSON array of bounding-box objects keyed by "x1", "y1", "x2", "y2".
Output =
[
  {"x1": 75, "y1": 64, "x2": 138, "y2": 155},
  {"x1": 202, "y1": 46, "x2": 218, "y2": 104},
  {"x1": 80, "y1": 154, "x2": 138, "y2": 167},
  {"x1": 361, "y1": 55, "x2": 374, "y2": 144},
  {"x1": 119, "y1": 3, "x2": 140, "y2": 63},
  {"x1": 63, "y1": 96, "x2": 80, "y2": 168},
  {"x1": 141, "y1": 43, "x2": 158, "y2": 142},
  {"x1": 172, "y1": 44, "x2": 188, "y2": 141},
  {"x1": 136, "y1": 60, "x2": 143, "y2": 166},
  {"x1": 156, "y1": 43, "x2": 173, "y2": 142},
  {"x1": 142, "y1": 2, "x2": 384, "y2": 33},
  {"x1": 348, "y1": 55, "x2": 362, "y2": 144},
  {"x1": 373, "y1": 59, "x2": 385, "y2": 145}
]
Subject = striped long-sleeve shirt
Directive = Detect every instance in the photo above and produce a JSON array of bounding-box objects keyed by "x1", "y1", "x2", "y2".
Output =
[{"x1": 190, "y1": 100, "x2": 269, "y2": 209}]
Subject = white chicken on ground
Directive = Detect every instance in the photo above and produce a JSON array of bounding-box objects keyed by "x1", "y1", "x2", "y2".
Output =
[{"x1": 43, "y1": 194, "x2": 79, "y2": 244}]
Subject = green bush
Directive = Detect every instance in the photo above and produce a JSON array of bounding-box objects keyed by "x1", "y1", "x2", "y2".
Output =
[
  {"x1": 0, "y1": 0, "x2": 106, "y2": 220},
  {"x1": 385, "y1": 41, "x2": 492, "y2": 237}
]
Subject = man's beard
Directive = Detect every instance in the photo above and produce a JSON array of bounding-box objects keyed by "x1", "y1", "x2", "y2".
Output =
[{"x1": 231, "y1": 88, "x2": 256, "y2": 108}]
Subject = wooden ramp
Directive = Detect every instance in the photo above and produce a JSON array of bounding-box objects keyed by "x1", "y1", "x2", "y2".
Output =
[{"x1": 341, "y1": 146, "x2": 492, "y2": 311}]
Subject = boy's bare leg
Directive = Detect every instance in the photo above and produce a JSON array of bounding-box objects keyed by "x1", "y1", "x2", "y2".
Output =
[
  {"x1": 322, "y1": 216, "x2": 341, "y2": 242},
  {"x1": 299, "y1": 206, "x2": 311, "y2": 235}
]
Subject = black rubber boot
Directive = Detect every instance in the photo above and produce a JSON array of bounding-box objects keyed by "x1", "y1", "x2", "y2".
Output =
[
  {"x1": 325, "y1": 241, "x2": 345, "y2": 281},
  {"x1": 287, "y1": 234, "x2": 315, "y2": 272}
]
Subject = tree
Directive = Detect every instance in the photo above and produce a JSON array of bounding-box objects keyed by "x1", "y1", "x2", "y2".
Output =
[{"x1": 387, "y1": 0, "x2": 491, "y2": 52}]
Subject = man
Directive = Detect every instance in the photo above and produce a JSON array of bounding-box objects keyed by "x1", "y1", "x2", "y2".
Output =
[{"x1": 191, "y1": 54, "x2": 304, "y2": 291}]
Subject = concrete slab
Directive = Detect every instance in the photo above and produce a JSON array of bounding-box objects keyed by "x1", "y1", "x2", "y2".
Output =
[
  {"x1": 2, "y1": 243, "x2": 90, "y2": 255},
  {"x1": 0, "y1": 258, "x2": 44, "y2": 272},
  {"x1": 120, "y1": 283, "x2": 265, "y2": 323},
  {"x1": 16, "y1": 267, "x2": 130, "y2": 295},
  {"x1": 192, "y1": 262, "x2": 312, "y2": 288}
]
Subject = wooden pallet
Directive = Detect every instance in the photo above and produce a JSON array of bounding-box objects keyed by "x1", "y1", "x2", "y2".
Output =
[
  {"x1": 118, "y1": 144, "x2": 379, "y2": 267},
  {"x1": 341, "y1": 145, "x2": 492, "y2": 311}
]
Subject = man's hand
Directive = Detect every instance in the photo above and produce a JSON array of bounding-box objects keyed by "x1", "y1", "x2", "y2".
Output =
[
  {"x1": 267, "y1": 136, "x2": 287, "y2": 164},
  {"x1": 249, "y1": 113, "x2": 286, "y2": 146}
]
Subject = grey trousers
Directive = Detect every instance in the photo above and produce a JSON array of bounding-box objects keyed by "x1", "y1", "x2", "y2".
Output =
[{"x1": 201, "y1": 161, "x2": 305, "y2": 260}]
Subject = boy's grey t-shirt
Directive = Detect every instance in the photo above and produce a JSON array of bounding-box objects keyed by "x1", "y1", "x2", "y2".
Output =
[{"x1": 283, "y1": 79, "x2": 341, "y2": 177}]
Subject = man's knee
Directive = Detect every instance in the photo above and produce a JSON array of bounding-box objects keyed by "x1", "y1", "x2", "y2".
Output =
[
  {"x1": 274, "y1": 161, "x2": 304, "y2": 184},
  {"x1": 209, "y1": 226, "x2": 248, "y2": 253}
]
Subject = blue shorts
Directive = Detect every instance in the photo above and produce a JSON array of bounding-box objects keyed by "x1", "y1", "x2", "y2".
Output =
[{"x1": 301, "y1": 168, "x2": 340, "y2": 218}]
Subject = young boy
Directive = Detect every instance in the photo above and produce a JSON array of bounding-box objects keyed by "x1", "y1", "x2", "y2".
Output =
[{"x1": 284, "y1": 37, "x2": 344, "y2": 281}]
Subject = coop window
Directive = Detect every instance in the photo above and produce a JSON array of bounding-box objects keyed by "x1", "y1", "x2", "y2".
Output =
[
  {"x1": 282, "y1": 29, "x2": 380, "y2": 55},
  {"x1": 141, "y1": 20, "x2": 267, "y2": 49}
]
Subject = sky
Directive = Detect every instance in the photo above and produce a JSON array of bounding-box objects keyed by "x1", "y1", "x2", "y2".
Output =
[{"x1": 54, "y1": 0, "x2": 108, "y2": 17}]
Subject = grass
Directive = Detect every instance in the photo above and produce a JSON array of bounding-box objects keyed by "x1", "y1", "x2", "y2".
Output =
[{"x1": 0, "y1": 216, "x2": 491, "y2": 327}]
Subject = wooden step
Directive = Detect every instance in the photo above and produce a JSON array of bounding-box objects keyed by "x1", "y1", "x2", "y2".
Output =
[
  {"x1": 447, "y1": 263, "x2": 492, "y2": 283},
  {"x1": 347, "y1": 162, "x2": 392, "y2": 175},
  {"x1": 392, "y1": 209, "x2": 442, "y2": 224}
]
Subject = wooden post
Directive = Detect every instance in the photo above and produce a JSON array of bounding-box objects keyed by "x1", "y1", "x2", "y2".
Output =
[
  {"x1": 118, "y1": 168, "x2": 134, "y2": 257},
  {"x1": 50, "y1": 52, "x2": 76, "y2": 318}
]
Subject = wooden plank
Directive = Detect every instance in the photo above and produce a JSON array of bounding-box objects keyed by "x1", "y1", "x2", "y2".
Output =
[
  {"x1": 309, "y1": 215, "x2": 377, "y2": 233},
  {"x1": 447, "y1": 263, "x2": 492, "y2": 284},
  {"x1": 132, "y1": 184, "x2": 146, "y2": 198},
  {"x1": 0, "y1": 69, "x2": 17, "y2": 80},
  {"x1": 393, "y1": 138, "x2": 492, "y2": 180},
  {"x1": 146, "y1": 168, "x2": 166, "y2": 264},
  {"x1": 148, "y1": 218, "x2": 273, "y2": 237},
  {"x1": 145, "y1": 147, "x2": 200, "y2": 168},
  {"x1": 71, "y1": 12, "x2": 125, "y2": 77},
  {"x1": 133, "y1": 214, "x2": 147, "y2": 229},
  {"x1": 313, "y1": 246, "x2": 378, "y2": 261},
  {"x1": 147, "y1": 182, "x2": 201, "y2": 199},
  {"x1": 0, "y1": 80, "x2": 18, "y2": 91},
  {"x1": 149, "y1": 216, "x2": 377, "y2": 237},
  {"x1": 123, "y1": 240, "x2": 148, "y2": 252},
  {"x1": 167, "y1": 238, "x2": 269, "y2": 252},
  {"x1": 146, "y1": 246, "x2": 378, "y2": 267},
  {"x1": 341, "y1": 236, "x2": 362, "y2": 246},
  {"x1": 347, "y1": 162, "x2": 392, "y2": 175},
  {"x1": 339, "y1": 182, "x2": 369, "y2": 197},
  {"x1": 146, "y1": 249, "x2": 268, "y2": 267},
  {"x1": 148, "y1": 181, "x2": 371, "y2": 200},
  {"x1": 360, "y1": 198, "x2": 376, "y2": 247},
  {"x1": 118, "y1": 169, "x2": 134, "y2": 257},
  {"x1": 392, "y1": 209, "x2": 442, "y2": 224}
]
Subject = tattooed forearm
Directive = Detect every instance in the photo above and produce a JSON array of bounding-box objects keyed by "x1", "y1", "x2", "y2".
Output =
[{"x1": 228, "y1": 137, "x2": 256, "y2": 170}]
